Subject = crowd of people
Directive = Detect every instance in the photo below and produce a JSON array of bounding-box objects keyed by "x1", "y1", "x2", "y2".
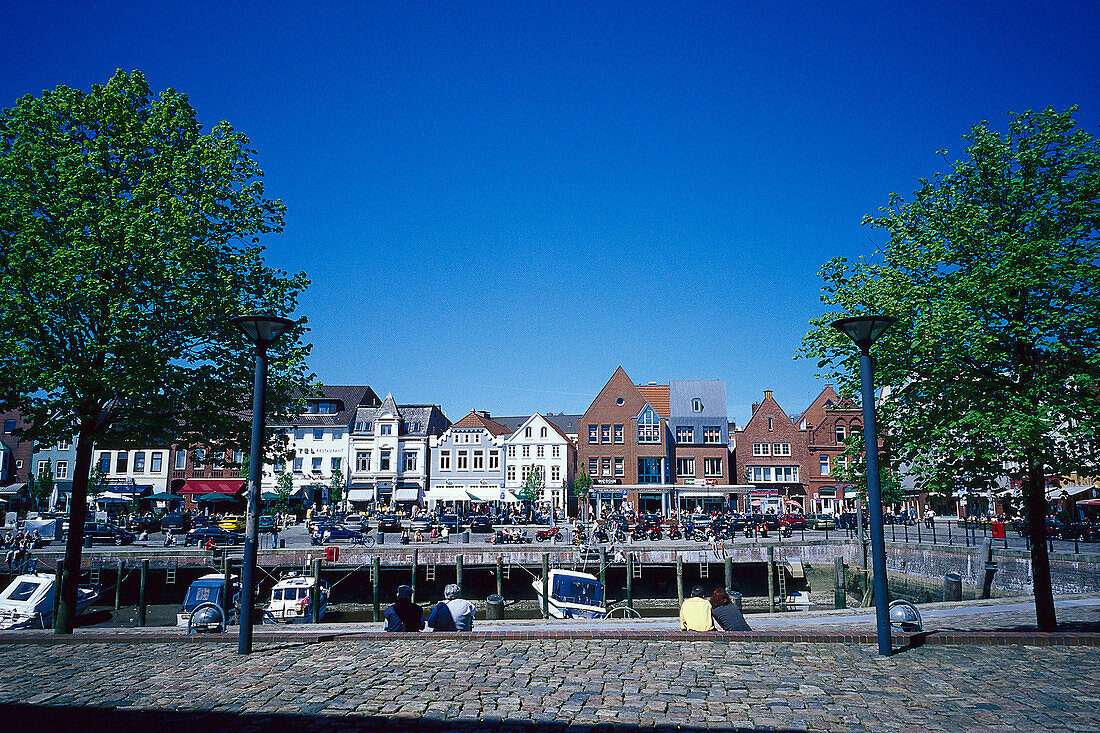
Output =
[{"x1": 3, "y1": 529, "x2": 43, "y2": 568}]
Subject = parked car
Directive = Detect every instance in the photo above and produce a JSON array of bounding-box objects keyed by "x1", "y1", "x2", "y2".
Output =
[
  {"x1": 806, "y1": 513, "x2": 838, "y2": 531},
  {"x1": 218, "y1": 515, "x2": 245, "y2": 532},
  {"x1": 126, "y1": 516, "x2": 161, "y2": 534},
  {"x1": 438, "y1": 514, "x2": 460, "y2": 532},
  {"x1": 377, "y1": 516, "x2": 403, "y2": 533},
  {"x1": 258, "y1": 514, "x2": 275, "y2": 532},
  {"x1": 159, "y1": 512, "x2": 192, "y2": 532},
  {"x1": 83, "y1": 522, "x2": 136, "y2": 546},
  {"x1": 342, "y1": 514, "x2": 366, "y2": 530},
  {"x1": 469, "y1": 516, "x2": 494, "y2": 533},
  {"x1": 409, "y1": 516, "x2": 433, "y2": 532},
  {"x1": 638, "y1": 513, "x2": 663, "y2": 530},
  {"x1": 781, "y1": 513, "x2": 807, "y2": 530},
  {"x1": 184, "y1": 526, "x2": 245, "y2": 547},
  {"x1": 320, "y1": 526, "x2": 365, "y2": 543}
]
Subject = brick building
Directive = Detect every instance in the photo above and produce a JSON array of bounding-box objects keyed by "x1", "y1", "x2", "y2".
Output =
[
  {"x1": 733, "y1": 390, "x2": 809, "y2": 514},
  {"x1": 796, "y1": 385, "x2": 862, "y2": 514}
]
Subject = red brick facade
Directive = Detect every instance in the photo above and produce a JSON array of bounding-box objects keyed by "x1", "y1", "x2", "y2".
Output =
[
  {"x1": 799, "y1": 386, "x2": 862, "y2": 513},
  {"x1": 733, "y1": 390, "x2": 809, "y2": 512}
]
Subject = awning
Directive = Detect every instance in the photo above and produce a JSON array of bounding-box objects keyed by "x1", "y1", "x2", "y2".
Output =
[
  {"x1": 394, "y1": 487, "x2": 421, "y2": 502},
  {"x1": 347, "y1": 489, "x2": 375, "y2": 502},
  {"x1": 106, "y1": 483, "x2": 151, "y2": 495},
  {"x1": 465, "y1": 487, "x2": 503, "y2": 502},
  {"x1": 0, "y1": 483, "x2": 28, "y2": 496},
  {"x1": 179, "y1": 479, "x2": 246, "y2": 496},
  {"x1": 500, "y1": 490, "x2": 522, "y2": 503},
  {"x1": 427, "y1": 486, "x2": 473, "y2": 502},
  {"x1": 147, "y1": 492, "x2": 182, "y2": 501}
]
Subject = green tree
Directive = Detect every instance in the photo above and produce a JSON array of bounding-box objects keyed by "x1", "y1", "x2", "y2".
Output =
[
  {"x1": 273, "y1": 471, "x2": 294, "y2": 515},
  {"x1": 328, "y1": 467, "x2": 345, "y2": 511},
  {"x1": 0, "y1": 70, "x2": 314, "y2": 633},
  {"x1": 32, "y1": 468, "x2": 54, "y2": 511},
  {"x1": 800, "y1": 107, "x2": 1100, "y2": 631},
  {"x1": 516, "y1": 468, "x2": 545, "y2": 522},
  {"x1": 572, "y1": 469, "x2": 593, "y2": 522}
]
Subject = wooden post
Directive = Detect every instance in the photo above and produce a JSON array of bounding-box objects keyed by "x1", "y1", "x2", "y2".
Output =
[
  {"x1": 675, "y1": 554, "x2": 683, "y2": 607},
  {"x1": 541, "y1": 553, "x2": 549, "y2": 619},
  {"x1": 138, "y1": 560, "x2": 148, "y2": 627},
  {"x1": 496, "y1": 555, "x2": 503, "y2": 598},
  {"x1": 372, "y1": 556, "x2": 381, "y2": 622},
  {"x1": 221, "y1": 554, "x2": 231, "y2": 616},
  {"x1": 626, "y1": 553, "x2": 634, "y2": 609},
  {"x1": 411, "y1": 548, "x2": 418, "y2": 603},
  {"x1": 766, "y1": 545, "x2": 776, "y2": 613},
  {"x1": 456, "y1": 554, "x2": 464, "y2": 595},
  {"x1": 834, "y1": 556, "x2": 846, "y2": 609},
  {"x1": 311, "y1": 558, "x2": 321, "y2": 624},
  {"x1": 724, "y1": 557, "x2": 733, "y2": 591},
  {"x1": 599, "y1": 547, "x2": 607, "y2": 591},
  {"x1": 52, "y1": 560, "x2": 63, "y2": 625},
  {"x1": 115, "y1": 560, "x2": 124, "y2": 610}
]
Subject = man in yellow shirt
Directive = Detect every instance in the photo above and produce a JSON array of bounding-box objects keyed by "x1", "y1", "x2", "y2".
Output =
[{"x1": 680, "y1": 585, "x2": 714, "y2": 632}]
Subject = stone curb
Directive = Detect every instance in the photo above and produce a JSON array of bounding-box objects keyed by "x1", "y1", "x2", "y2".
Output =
[{"x1": 2, "y1": 629, "x2": 1097, "y2": 646}]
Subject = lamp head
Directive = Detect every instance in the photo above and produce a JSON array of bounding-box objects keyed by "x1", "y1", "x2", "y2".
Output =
[
  {"x1": 830, "y1": 315, "x2": 895, "y2": 353},
  {"x1": 232, "y1": 315, "x2": 295, "y2": 349}
]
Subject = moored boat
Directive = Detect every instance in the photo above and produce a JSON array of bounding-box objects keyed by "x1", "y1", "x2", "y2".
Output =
[
  {"x1": 177, "y1": 573, "x2": 236, "y2": 628},
  {"x1": 531, "y1": 569, "x2": 606, "y2": 619},
  {"x1": 0, "y1": 572, "x2": 98, "y2": 630},
  {"x1": 262, "y1": 573, "x2": 329, "y2": 624}
]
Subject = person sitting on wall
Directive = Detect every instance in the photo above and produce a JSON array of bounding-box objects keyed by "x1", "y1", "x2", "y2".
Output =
[
  {"x1": 384, "y1": 585, "x2": 424, "y2": 632},
  {"x1": 710, "y1": 588, "x2": 751, "y2": 632},
  {"x1": 679, "y1": 585, "x2": 714, "y2": 632}
]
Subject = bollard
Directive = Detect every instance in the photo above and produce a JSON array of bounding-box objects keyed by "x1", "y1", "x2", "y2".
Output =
[
  {"x1": 917, "y1": 520, "x2": 922, "y2": 544},
  {"x1": 834, "y1": 556, "x2": 846, "y2": 609},
  {"x1": 943, "y1": 571, "x2": 962, "y2": 602},
  {"x1": 947, "y1": 520, "x2": 952, "y2": 545},
  {"x1": 486, "y1": 593, "x2": 504, "y2": 620},
  {"x1": 932, "y1": 521, "x2": 937, "y2": 544},
  {"x1": 221, "y1": 555, "x2": 231, "y2": 616},
  {"x1": 463, "y1": 530, "x2": 470, "y2": 544},
  {"x1": 731, "y1": 590, "x2": 743, "y2": 611},
  {"x1": 377, "y1": 531, "x2": 384, "y2": 545},
  {"x1": 311, "y1": 559, "x2": 321, "y2": 623},
  {"x1": 675, "y1": 554, "x2": 683, "y2": 608},
  {"x1": 138, "y1": 560, "x2": 148, "y2": 627},
  {"x1": 456, "y1": 555, "x2": 464, "y2": 595},
  {"x1": 496, "y1": 555, "x2": 503, "y2": 598},
  {"x1": 724, "y1": 557, "x2": 733, "y2": 592},
  {"x1": 115, "y1": 560, "x2": 124, "y2": 611},
  {"x1": 372, "y1": 556, "x2": 381, "y2": 622},
  {"x1": 766, "y1": 546, "x2": 778, "y2": 612},
  {"x1": 541, "y1": 554, "x2": 549, "y2": 619},
  {"x1": 53, "y1": 560, "x2": 63, "y2": 625},
  {"x1": 280, "y1": 539, "x2": 286, "y2": 549},
  {"x1": 626, "y1": 553, "x2": 634, "y2": 610},
  {"x1": 904, "y1": 523, "x2": 908, "y2": 543},
  {"x1": 411, "y1": 549, "x2": 418, "y2": 603}
]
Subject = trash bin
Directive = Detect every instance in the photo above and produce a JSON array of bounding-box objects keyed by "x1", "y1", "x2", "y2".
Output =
[
  {"x1": 486, "y1": 594, "x2": 504, "y2": 620},
  {"x1": 279, "y1": 539, "x2": 286, "y2": 549},
  {"x1": 991, "y1": 521, "x2": 1006, "y2": 539},
  {"x1": 462, "y1": 530, "x2": 470, "y2": 544},
  {"x1": 729, "y1": 591, "x2": 743, "y2": 611},
  {"x1": 943, "y1": 571, "x2": 962, "y2": 602},
  {"x1": 377, "y1": 531, "x2": 384, "y2": 545}
]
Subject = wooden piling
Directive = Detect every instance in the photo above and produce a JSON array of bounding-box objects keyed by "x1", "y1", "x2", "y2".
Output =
[
  {"x1": 675, "y1": 554, "x2": 683, "y2": 607},
  {"x1": 496, "y1": 555, "x2": 503, "y2": 598},
  {"x1": 541, "y1": 554, "x2": 549, "y2": 619},
  {"x1": 834, "y1": 556, "x2": 846, "y2": 609},
  {"x1": 311, "y1": 558, "x2": 321, "y2": 624},
  {"x1": 372, "y1": 556, "x2": 381, "y2": 622},
  {"x1": 411, "y1": 548, "x2": 418, "y2": 603},
  {"x1": 599, "y1": 547, "x2": 607, "y2": 591},
  {"x1": 766, "y1": 545, "x2": 776, "y2": 613},
  {"x1": 138, "y1": 560, "x2": 148, "y2": 627},
  {"x1": 52, "y1": 560, "x2": 63, "y2": 624},
  {"x1": 456, "y1": 554, "x2": 464, "y2": 594},
  {"x1": 724, "y1": 557, "x2": 733, "y2": 591},
  {"x1": 626, "y1": 553, "x2": 634, "y2": 609},
  {"x1": 114, "y1": 560, "x2": 123, "y2": 610}
]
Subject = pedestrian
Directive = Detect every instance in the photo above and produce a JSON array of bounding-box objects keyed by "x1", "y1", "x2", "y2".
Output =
[
  {"x1": 164, "y1": 527, "x2": 174, "y2": 547},
  {"x1": 427, "y1": 583, "x2": 475, "y2": 632},
  {"x1": 383, "y1": 585, "x2": 424, "y2": 632},
  {"x1": 679, "y1": 585, "x2": 714, "y2": 632},
  {"x1": 710, "y1": 588, "x2": 751, "y2": 632},
  {"x1": 271, "y1": 525, "x2": 279, "y2": 549}
]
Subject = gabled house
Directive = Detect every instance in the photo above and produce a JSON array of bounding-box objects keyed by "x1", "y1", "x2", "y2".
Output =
[
  {"x1": 669, "y1": 380, "x2": 735, "y2": 513},
  {"x1": 798, "y1": 385, "x2": 862, "y2": 514},
  {"x1": 427, "y1": 411, "x2": 511, "y2": 509},
  {"x1": 733, "y1": 390, "x2": 809, "y2": 513},
  {"x1": 502, "y1": 413, "x2": 577, "y2": 514}
]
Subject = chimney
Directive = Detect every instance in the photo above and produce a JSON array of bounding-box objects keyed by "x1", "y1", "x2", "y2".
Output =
[
  {"x1": 763, "y1": 390, "x2": 773, "y2": 401},
  {"x1": 751, "y1": 403, "x2": 760, "y2": 415},
  {"x1": 648, "y1": 381, "x2": 657, "y2": 386},
  {"x1": 475, "y1": 410, "x2": 491, "y2": 419}
]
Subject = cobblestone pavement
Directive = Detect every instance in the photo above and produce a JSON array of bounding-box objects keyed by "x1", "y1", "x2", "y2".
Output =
[{"x1": 2, "y1": 628, "x2": 1099, "y2": 732}]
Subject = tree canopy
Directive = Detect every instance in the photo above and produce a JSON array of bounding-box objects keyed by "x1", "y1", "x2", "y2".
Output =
[
  {"x1": 0, "y1": 69, "x2": 314, "y2": 631},
  {"x1": 800, "y1": 106, "x2": 1100, "y2": 630}
]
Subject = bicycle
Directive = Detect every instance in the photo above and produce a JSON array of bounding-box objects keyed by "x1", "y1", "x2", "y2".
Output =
[{"x1": 352, "y1": 533, "x2": 377, "y2": 547}]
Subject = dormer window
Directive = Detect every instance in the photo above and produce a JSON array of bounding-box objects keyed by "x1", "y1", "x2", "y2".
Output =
[
  {"x1": 309, "y1": 401, "x2": 340, "y2": 414},
  {"x1": 692, "y1": 398, "x2": 703, "y2": 412}
]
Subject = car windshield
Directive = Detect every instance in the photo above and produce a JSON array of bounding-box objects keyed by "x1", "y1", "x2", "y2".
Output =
[{"x1": 184, "y1": 584, "x2": 220, "y2": 609}]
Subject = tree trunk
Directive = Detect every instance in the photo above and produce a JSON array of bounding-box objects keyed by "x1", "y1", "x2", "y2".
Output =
[
  {"x1": 55, "y1": 427, "x2": 95, "y2": 633},
  {"x1": 1024, "y1": 459, "x2": 1057, "y2": 631}
]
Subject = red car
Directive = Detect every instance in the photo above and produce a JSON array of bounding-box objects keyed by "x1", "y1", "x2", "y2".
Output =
[{"x1": 780, "y1": 513, "x2": 807, "y2": 530}]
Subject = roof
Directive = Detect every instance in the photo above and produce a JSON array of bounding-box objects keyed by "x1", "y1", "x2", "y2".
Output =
[
  {"x1": 499, "y1": 413, "x2": 573, "y2": 443},
  {"x1": 636, "y1": 385, "x2": 670, "y2": 418},
  {"x1": 669, "y1": 380, "x2": 727, "y2": 419},
  {"x1": 353, "y1": 403, "x2": 447, "y2": 436},
  {"x1": 494, "y1": 413, "x2": 581, "y2": 435},
  {"x1": 451, "y1": 411, "x2": 512, "y2": 437},
  {"x1": 276, "y1": 385, "x2": 380, "y2": 428}
]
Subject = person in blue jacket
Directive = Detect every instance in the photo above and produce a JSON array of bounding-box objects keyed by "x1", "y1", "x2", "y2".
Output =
[{"x1": 383, "y1": 585, "x2": 424, "y2": 632}]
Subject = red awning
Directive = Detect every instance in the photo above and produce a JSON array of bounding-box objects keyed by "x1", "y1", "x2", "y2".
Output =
[
  {"x1": 179, "y1": 479, "x2": 246, "y2": 496},
  {"x1": 1076, "y1": 498, "x2": 1100, "y2": 506}
]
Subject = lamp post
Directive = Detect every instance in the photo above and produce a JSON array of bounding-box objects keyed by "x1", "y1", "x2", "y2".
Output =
[
  {"x1": 232, "y1": 315, "x2": 295, "y2": 654},
  {"x1": 831, "y1": 315, "x2": 895, "y2": 656}
]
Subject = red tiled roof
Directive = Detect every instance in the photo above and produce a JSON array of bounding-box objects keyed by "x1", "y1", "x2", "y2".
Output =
[
  {"x1": 637, "y1": 385, "x2": 670, "y2": 418},
  {"x1": 452, "y1": 411, "x2": 512, "y2": 436}
]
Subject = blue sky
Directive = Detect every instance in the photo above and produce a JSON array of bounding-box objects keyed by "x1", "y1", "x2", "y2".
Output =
[{"x1": 3, "y1": 2, "x2": 1098, "y2": 425}]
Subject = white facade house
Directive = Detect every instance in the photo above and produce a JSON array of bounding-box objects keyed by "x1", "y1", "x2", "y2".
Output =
[
  {"x1": 93, "y1": 446, "x2": 171, "y2": 495},
  {"x1": 427, "y1": 411, "x2": 511, "y2": 508},
  {"x1": 503, "y1": 413, "x2": 576, "y2": 512},
  {"x1": 347, "y1": 395, "x2": 450, "y2": 508},
  {"x1": 261, "y1": 386, "x2": 380, "y2": 508}
]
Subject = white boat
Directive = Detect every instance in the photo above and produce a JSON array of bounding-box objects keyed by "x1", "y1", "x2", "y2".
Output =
[
  {"x1": 0, "y1": 572, "x2": 98, "y2": 630},
  {"x1": 262, "y1": 573, "x2": 329, "y2": 624},
  {"x1": 531, "y1": 569, "x2": 606, "y2": 619},
  {"x1": 177, "y1": 573, "x2": 235, "y2": 628}
]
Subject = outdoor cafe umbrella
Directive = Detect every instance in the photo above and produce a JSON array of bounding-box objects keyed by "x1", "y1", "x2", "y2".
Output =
[
  {"x1": 261, "y1": 492, "x2": 280, "y2": 501},
  {"x1": 197, "y1": 492, "x2": 238, "y2": 503},
  {"x1": 148, "y1": 492, "x2": 182, "y2": 502}
]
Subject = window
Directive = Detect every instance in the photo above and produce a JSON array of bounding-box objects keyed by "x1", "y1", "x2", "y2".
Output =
[
  {"x1": 820, "y1": 455, "x2": 830, "y2": 476},
  {"x1": 677, "y1": 458, "x2": 695, "y2": 476},
  {"x1": 55, "y1": 461, "x2": 68, "y2": 479},
  {"x1": 613, "y1": 424, "x2": 623, "y2": 443},
  {"x1": 134, "y1": 452, "x2": 146, "y2": 473},
  {"x1": 380, "y1": 424, "x2": 392, "y2": 436},
  {"x1": 601, "y1": 424, "x2": 611, "y2": 443},
  {"x1": 314, "y1": 401, "x2": 338, "y2": 414},
  {"x1": 551, "y1": 465, "x2": 560, "y2": 482},
  {"x1": 364, "y1": 422, "x2": 372, "y2": 433},
  {"x1": 293, "y1": 457, "x2": 304, "y2": 472},
  {"x1": 275, "y1": 460, "x2": 285, "y2": 472},
  {"x1": 600, "y1": 458, "x2": 611, "y2": 476},
  {"x1": 767, "y1": 416, "x2": 774, "y2": 431},
  {"x1": 151, "y1": 452, "x2": 163, "y2": 473},
  {"x1": 174, "y1": 451, "x2": 186, "y2": 470},
  {"x1": 212, "y1": 451, "x2": 222, "y2": 470},
  {"x1": 312, "y1": 457, "x2": 323, "y2": 473},
  {"x1": 37, "y1": 460, "x2": 49, "y2": 477},
  {"x1": 313, "y1": 428, "x2": 324, "y2": 440},
  {"x1": 507, "y1": 445, "x2": 515, "y2": 458},
  {"x1": 99, "y1": 453, "x2": 111, "y2": 473},
  {"x1": 638, "y1": 406, "x2": 661, "y2": 443},
  {"x1": 588, "y1": 458, "x2": 598, "y2": 476},
  {"x1": 456, "y1": 450, "x2": 468, "y2": 470},
  {"x1": 379, "y1": 451, "x2": 391, "y2": 471},
  {"x1": 676, "y1": 426, "x2": 694, "y2": 443},
  {"x1": 552, "y1": 445, "x2": 560, "y2": 458},
  {"x1": 234, "y1": 450, "x2": 244, "y2": 464},
  {"x1": 588, "y1": 425, "x2": 598, "y2": 443},
  {"x1": 403, "y1": 452, "x2": 416, "y2": 471},
  {"x1": 356, "y1": 451, "x2": 369, "y2": 471},
  {"x1": 692, "y1": 398, "x2": 703, "y2": 412},
  {"x1": 116, "y1": 452, "x2": 128, "y2": 473},
  {"x1": 704, "y1": 457, "x2": 722, "y2": 476},
  {"x1": 773, "y1": 443, "x2": 791, "y2": 456},
  {"x1": 540, "y1": 427, "x2": 547, "y2": 438},
  {"x1": 488, "y1": 451, "x2": 499, "y2": 470},
  {"x1": 614, "y1": 457, "x2": 624, "y2": 476},
  {"x1": 507, "y1": 465, "x2": 516, "y2": 481},
  {"x1": 57, "y1": 439, "x2": 70, "y2": 451},
  {"x1": 638, "y1": 457, "x2": 661, "y2": 483},
  {"x1": 194, "y1": 449, "x2": 205, "y2": 463},
  {"x1": 439, "y1": 451, "x2": 450, "y2": 471},
  {"x1": 331, "y1": 457, "x2": 342, "y2": 472},
  {"x1": 473, "y1": 450, "x2": 484, "y2": 470},
  {"x1": 536, "y1": 445, "x2": 544, "y2": 458},
  {"x1": 752, "y1": 443, "x2": 770, "y2": 456},
  {"x1": 3, "y1": 419, "x2": 14, "y2": 433},
  {"x1": 704, "y1": 426, "x2": 721, "y2": 444},
  {"x1": 525, "y1": 427, "x2": 532, "y2": 438},
  {"x1": 522, "y1": 445, "x2": 530, "y2": 458},
  {"x1": 835, "y1": 425, "x2": 846, "y2": 443}
]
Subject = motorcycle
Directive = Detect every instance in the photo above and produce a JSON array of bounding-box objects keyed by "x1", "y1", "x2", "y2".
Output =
[
  {"x1": 690, "y1": 529, "x2": 709, "y2": 542},
  {"x1": 535, "y1": 527, "x2": 565, "y2": 543},
  {"x1": 572, "y1": 528, "x2": 588, "y2": 546},
  {"x1": 593, "y1": 527, "x2": 610, "y2": 543},
  {"x1": 667, "y1": 526, "x2": 682, "y2": 541},
  {"x1": 647, "y1": 527, "x2": 663, "y2": 541}
]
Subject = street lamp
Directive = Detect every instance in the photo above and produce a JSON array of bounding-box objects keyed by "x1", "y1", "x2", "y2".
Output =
[
  {"x1": 832, "y1": 314, "x2": 895, "y2": 656},
  {"x1": 233, "y1": 314, "x2": 295, "y2": 654}
]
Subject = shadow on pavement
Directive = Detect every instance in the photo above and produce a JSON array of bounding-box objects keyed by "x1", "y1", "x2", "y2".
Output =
[{"x1": 0, "y1": 703, "x2": 804, "y2": 733}]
